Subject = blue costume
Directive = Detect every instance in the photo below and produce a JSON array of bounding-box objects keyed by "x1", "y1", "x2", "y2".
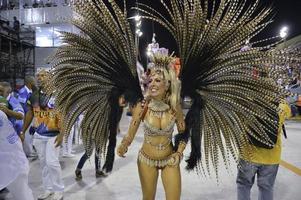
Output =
[{"x1": 7, "y1": 94, "x2": 24, "y2": 135}]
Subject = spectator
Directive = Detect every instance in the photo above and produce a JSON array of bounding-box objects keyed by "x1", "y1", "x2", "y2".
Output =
[
  {"x1": 38, "y1": 0, "x2": 44, "y2": 7},
  {"x1": 236, "y1": 100, "x2": 291, "y2": 200},
  {"x1": 45, "y1": 0, "x2": 52, "y2": 7},
  {"x1": 296, "y1": 95, "x2": 301, "y2": 115},
  {"x1": 18, "y1": 76, "x2": 36, "y2": 114},
  {"x1": 13, "y1": 16, "x2": 20, "y2": 39},
  {"x1": 75, "y1": 143, "x2": 103, "y2": 180},
  {"x1": 0, "y1": 85, "x2": 7, "y2": 105},
  {"x1": 0, "y1": 107, "x2": 34, "y2": 200},
  {"x1": 290, "y1": 72, "x2": 300, "y2": 85},
  {"x1": 75, "y1": 93, "x2": 125, "y2": 179},
  {"x1": 18, "y1": 76, "x2": 38, "y2": 157},
  {"x1": 32, "y1": 1, "x2": 39, "y2": 8},
  {"x1": 9, "y1": 1, "x2": 15, "y2": 9},
  {"x1": 23, "y1": 3, "x2": 29, "y2": 9}
]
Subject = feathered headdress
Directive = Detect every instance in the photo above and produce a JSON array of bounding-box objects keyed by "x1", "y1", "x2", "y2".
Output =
[
  {"x1": 137, "y1": 0, "x2": 301, "y2": 178},
  {"x1": 49, "y1": 0, "x2": 301, "y2": 179}
]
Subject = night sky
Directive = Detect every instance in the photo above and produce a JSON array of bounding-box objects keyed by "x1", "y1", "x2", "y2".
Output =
[
  {"x1": 261, "y1": 0, "x2": 301, "y2": 39},
  {"x1": 124, "y1": 0, "x2": 301, "y2": 65}
]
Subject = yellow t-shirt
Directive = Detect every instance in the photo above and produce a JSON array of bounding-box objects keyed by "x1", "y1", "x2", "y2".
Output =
[{"x1": 242, "y1": 102, "x2": 291, "y2": 165}]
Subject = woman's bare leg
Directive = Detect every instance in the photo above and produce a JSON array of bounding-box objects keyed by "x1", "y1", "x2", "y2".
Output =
[
  {"x1": 161, "y1": 165, "x2": 181, "y2": 200},
  {"x1": 138, "y1": 161, "x2": 159, "y2": 200}
]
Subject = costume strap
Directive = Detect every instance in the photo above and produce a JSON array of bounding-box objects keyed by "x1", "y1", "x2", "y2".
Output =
[{"x1": 141, "y1": 98, "x2": 150, "y2": 122}]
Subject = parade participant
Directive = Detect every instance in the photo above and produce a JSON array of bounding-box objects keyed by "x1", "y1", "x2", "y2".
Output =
[
  {"x1": 21, "y1": 70, "x2": 64, "y2": 200},
  {"x1": 117, "y1": 55, "x2": 186, "y2": 199},
  {"x1": 75, "y1": 92, "x2": 125, "y2": 180},
  {"x1": 18, "y1": 76, "x2": 38, "y2": 157},
  {"x1": 18, "y1": 76, "x2": 36, "y2": 113},
  {"x1": 0, "y1": 82, "x2": 24, "y2": 137},
  {"x1": 0, "y1": 100, "x2": 34, "y2": 200}
]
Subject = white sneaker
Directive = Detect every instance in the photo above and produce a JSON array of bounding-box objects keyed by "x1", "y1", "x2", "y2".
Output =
[
  {"x1": 51, "y1": 192, "x2": 63, "y2": 200},
  {"x1": 37, "y1": 191, "x2": 54, "y2": 200}
]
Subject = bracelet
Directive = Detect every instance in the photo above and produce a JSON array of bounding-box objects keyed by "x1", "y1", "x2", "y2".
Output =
[
  {"x1": 119, "y1": 142, "x2": 128, "y2": 151},
  {"x1": 121, "y1": 136, "x2": 132, "y2": 147},
  {"x1": 175, "y1": 151, "x2": 183, "y2": 160},
  {"x1": 179, "y1": 141, "x2": 187, "y2": 148}
]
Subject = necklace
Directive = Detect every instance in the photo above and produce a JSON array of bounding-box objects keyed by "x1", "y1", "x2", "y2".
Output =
[{"x1": 148, "y1": 99, "x2": 170, "y2": 118}]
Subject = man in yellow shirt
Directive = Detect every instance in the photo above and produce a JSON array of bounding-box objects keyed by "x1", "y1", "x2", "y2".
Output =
[{"x1": 236, "y1": 101, "x2": 291, "y2": 200}]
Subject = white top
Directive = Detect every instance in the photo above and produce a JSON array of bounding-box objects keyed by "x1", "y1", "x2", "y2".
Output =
[{"x1": 0, "y1": 111, "x2": 29, "y2": 189}]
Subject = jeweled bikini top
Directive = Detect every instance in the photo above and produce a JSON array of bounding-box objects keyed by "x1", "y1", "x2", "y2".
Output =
[{"x1": 143, "y1": 119, "x2": 175, "y2": 137}]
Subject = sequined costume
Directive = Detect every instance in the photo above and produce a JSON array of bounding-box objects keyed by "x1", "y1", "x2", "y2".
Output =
[{"x1": 137, "y1": 99, "x2": 181, "y2": 168}]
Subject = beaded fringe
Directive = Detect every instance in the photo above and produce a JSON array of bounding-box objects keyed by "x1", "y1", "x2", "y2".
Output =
[{"x1": 138, "y1": 150, "x2": 170, "y2": 168}]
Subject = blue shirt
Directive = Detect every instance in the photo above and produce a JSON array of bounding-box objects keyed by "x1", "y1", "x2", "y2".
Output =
[
  {"x1": 18, "y1": 85, "x2": 32, "y2": 113},
  {"x1": 8, "y1": 95, "x2": 24, "y2": 135}
]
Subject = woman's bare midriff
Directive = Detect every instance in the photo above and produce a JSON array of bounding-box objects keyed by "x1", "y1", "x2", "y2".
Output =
[{"x1": 141, "y1": 135, "x2": 173, "y2": 160}]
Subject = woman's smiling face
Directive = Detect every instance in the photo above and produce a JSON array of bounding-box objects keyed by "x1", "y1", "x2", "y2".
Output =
[{"x1": 148, "y1": 72, "x2": 167, "y2": 100}]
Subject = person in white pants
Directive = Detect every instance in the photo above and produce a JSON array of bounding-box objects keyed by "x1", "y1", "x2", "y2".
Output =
[
  {"x1": 0, "y1": 109, "x2": 34, "y2": 200},
  {"x1": 23, "y1": 127, "x2": 36, "y2": 156},
  {"x1": 21, "y1": 70, "x2": 64, "y2": 200},
  {"x1": 33, "y1": 134, "x2": 65, "y2": 193},
  {"x1": 17, "y1": 76, "x2": 37, "y2": 157}
]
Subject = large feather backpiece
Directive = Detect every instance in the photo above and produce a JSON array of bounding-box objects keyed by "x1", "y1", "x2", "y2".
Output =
[
  {"x1": 138, "y1": 0, "x2": 300, "y2": 177},
  {"x1": 49, "y1": 0, "x2": 143, "y2": 156}
]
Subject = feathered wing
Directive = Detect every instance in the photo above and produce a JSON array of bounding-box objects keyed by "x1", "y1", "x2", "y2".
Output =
[
  {"x1": 50, "y1": 0, "x2": 143, "y2": 157},
  {"x1": 138, "y1": 0, "x2": 300, "y2": 176}
]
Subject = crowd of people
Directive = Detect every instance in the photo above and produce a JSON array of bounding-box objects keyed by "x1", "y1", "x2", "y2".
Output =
[
  {"x1": 0, "y1": 69, "x2": 125, "y2": 200},
  {"x1": 286, "y1": 68, "x2": 301, "y2": 117},
  {"x1": 0, "y1": 61, "x2": 296, "y2": 200},
  {"x1": 0, "y1": 15, "x2": 21, "y2": 40},
  {"x1": 0, "y1": 71, "x2": 65, "y2": 200}
]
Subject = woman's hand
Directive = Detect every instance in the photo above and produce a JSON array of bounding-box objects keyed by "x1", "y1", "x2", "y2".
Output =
[
  {"x1": 167, "y1": 152, "x2": 183, "y2": 167},
  {"x1": 117, "y1": 143, "x2": 128, "y2": 157}
]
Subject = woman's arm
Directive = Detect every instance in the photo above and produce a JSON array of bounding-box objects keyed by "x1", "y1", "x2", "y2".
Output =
[
  {"x1": 117, "y1": 102, "x2": 143, "y2": 157},
  {"x1": 175, "y1": 103, "x2": 186, "y2": 156},
  {"x1": 166, "y1": 103, "x2": 187, "y2": 167},
  {"x1": 175, "y1": 103, "x2": 185, "y2": 133}
]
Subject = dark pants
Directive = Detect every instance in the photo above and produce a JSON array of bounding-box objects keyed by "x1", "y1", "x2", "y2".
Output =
[
  {"x1": 76, "y1": 151, "x2": 101, "y2": 171},
  {"x1": 297, "y1": 106, "x2": 301, "y2": 115}
]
